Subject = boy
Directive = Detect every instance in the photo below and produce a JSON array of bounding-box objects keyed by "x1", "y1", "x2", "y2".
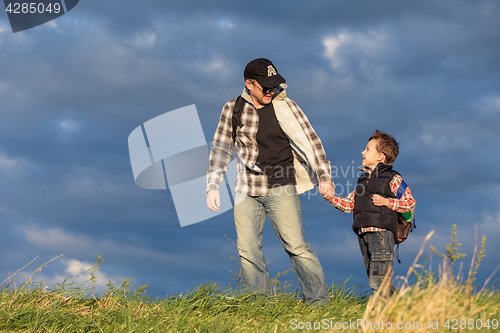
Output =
[{"x1": 330, "y1": 130, "x2": 415, "y2": 296}]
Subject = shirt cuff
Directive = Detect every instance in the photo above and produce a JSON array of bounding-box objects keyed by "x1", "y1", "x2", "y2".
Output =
[
  {"x1": 318, "y1": 173, "x2": 333, "y2": 185},
  {"x1": 206, "y1": 183, "x2": 219, "y2": 193},
  {"x1": 330, "y1": 196, "x2": 341, "y2": 208},
  {"x1": 388, "y1": 198, "x2": 397, "y2": 211}
]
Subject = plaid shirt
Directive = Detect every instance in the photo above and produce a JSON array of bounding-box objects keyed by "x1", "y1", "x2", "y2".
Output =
[
  {"x1": 207, "y1": 85, "x2": 333, "y2": 197},
  {"x1": 331, "y1": 173, "x2": 415, "y2": 234}
]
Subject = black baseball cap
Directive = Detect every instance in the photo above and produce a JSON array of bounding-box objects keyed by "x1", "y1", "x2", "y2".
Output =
[{"x1": 244, "y1": 58, "x2": 286, "y2": 88}]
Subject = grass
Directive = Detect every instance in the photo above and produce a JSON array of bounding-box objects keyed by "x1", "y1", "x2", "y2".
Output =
[
  {"x1": 0, "y1": 229, "x2": 499, "y2": 332},
  {"x1": 356, "y1": 230, "x2": 500, "y2": 333},
  {"x1": 0, "y1": 280, "x2": 365, "y2": 332}
]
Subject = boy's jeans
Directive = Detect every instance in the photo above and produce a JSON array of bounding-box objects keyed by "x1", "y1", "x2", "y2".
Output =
[
  {"x1": 234, "y1": 185, "x2": 330, "y2": 304},
  {"x1": 358, "y1": 230, "x2": 396, "y2": 296}
]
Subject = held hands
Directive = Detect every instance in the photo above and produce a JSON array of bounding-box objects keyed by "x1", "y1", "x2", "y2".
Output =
[
  {"x1": 319, "y1": 182, "x2": 335, "y2": 202},
  {"x1": 327, "y1": 194, "x2": 337, "y2": 205},
  {"x1": 372, "y1": 194, "x2": 390, "y2": 207},
  {"x1": 206, "y1": 190, "x2": 220, "y2": 212}
]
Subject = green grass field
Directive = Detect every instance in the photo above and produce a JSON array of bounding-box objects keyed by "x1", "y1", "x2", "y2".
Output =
[{"x1": 1, "y1": 228, "x2": 498, "y2": 332}]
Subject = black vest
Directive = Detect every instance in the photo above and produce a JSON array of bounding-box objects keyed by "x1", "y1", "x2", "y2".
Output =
[{"x1": 353, "y1": 163, "x2": 399, "y2": 235}]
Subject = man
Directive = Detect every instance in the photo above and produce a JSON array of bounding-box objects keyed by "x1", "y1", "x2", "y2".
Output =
[{"x1": 206, "y1": 58, "x2": 334, "y2": 304}]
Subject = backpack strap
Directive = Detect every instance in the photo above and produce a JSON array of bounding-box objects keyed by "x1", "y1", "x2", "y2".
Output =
[
  {"x1": 393, "y1": 173, "x2": 416, "y2": 263},
  {"x1": 231, "y1": 96, "x2": 246, "y2": 142},
  {"x1": 395, "y1": 245, "x2": 401, "y2": 264}
]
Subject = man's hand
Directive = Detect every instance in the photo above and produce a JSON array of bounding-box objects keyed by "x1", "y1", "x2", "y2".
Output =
[
  {"x1": 206, "y1": 190, "x2": 220, "y2": 212},
  {"x1": 372, "y1": 194, "x2": 390, "y2": 207},
  {"x1": 319, "y1": 182, "x2": 335, "y2": 201}
]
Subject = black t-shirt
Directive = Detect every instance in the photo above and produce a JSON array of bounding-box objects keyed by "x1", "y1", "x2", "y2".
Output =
[{"x1": 255, "y1": 103, "x2": 296, "y2": 188}]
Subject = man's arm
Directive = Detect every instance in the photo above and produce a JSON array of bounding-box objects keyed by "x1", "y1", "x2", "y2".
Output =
[
  {"x1": 206, "y1": 100, "x2": 236, "y2": 210},
  {"x1": 206, "y1": 190, "x2": 220, "y2": 212},
  {"x1": 286, "y1": 99, "x2": 334, "y2": 200}
]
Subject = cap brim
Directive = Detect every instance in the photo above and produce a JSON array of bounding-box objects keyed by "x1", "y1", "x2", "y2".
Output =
[{"x1": 256, "y1": 74, "x2": 286, "y2": 88}]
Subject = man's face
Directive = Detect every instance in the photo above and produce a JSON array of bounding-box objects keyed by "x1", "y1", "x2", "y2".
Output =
[{"x1": 245, "y1": 80, "x2": 277, "y2": 109}]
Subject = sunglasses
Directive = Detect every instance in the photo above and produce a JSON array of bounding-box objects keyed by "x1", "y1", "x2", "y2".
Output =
[{"x1": 250, "y1": 81, "x2": 279, "y2": 95}]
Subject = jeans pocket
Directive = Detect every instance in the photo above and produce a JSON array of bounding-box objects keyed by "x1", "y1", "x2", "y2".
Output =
[
  {"x1": 371, "y1": 253, "x2": 392, "y2": 277},
  {"x1": 375, "y1": 231, "x2": 384, "y2": 241}
]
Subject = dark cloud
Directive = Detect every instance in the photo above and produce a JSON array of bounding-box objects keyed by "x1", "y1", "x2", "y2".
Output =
[{"x1": 0, "y1": 0, "x2": 499, "y2": 297}]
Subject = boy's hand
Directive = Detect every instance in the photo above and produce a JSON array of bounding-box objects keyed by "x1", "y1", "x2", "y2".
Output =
[
  {"x1": 329, "y1": 194, "x2": 337, "y2": 205},
  {"x1": 372, "y1": 194, "x2": 390, "y2": 207}
]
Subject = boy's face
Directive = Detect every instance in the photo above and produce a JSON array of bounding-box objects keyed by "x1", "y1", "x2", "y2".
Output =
[{"x1": 362, "y1": 139, "x2": 386, "y2": 170}]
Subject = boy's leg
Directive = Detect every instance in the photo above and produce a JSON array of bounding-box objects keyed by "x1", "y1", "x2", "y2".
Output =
[
  {"x1": 264, "y1": 185, "x2": 330, "y2": 304},
  {"x1": 358, "y1": 233, "x2": 370, "y2": 276},
  {"x1": 234, "y1": 192, "x2": 271, "y2": 294},
  {"x1": 365, "y1": 231, "x2": 396, "y2": 296}
]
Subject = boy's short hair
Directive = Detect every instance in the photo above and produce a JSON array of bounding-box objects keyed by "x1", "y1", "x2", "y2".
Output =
[{"x1": 369, "y1": 130, "x2": 399, "y2": 164}]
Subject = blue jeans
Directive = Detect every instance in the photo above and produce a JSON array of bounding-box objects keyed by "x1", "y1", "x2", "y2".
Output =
[
  {"x1": 358, "y1": 231, "x2": 396, "y2": 296},
  {"x1": 234, "y1": 185, "x2": 329, "y2": 304}
]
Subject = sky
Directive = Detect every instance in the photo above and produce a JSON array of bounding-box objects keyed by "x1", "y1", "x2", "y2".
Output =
[{"x1": 0, "y1": 0, "x2": 499, "y2": 298}]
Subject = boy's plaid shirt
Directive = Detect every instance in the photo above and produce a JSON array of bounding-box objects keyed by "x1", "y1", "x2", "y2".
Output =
[
  {"x1": 207, "y1": 91, "x2": 332, "y2": 197},
  {"x1": 331, "y1": 174, "x2": 415, "y2": 233}
]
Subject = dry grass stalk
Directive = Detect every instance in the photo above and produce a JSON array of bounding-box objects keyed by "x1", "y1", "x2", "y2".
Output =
[{"x1": 330, "y1": 230, "x2": 499, "y2": 333}]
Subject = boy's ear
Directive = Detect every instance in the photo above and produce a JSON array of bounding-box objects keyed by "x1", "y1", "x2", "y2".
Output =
[{"x1": 378, "y1": 152, "x2": 387, "y2": 163}]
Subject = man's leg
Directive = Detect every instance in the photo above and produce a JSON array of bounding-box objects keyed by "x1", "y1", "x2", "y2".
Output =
[
  {"x1": 234, "y1": 192, "x2": 271, "y2": 294},
  {"x1": 264, "y1": 185, "x2": 330, "y2": 304},
  {"x1": 365, "y1": 231, "x2": 396, "y2": 296}
]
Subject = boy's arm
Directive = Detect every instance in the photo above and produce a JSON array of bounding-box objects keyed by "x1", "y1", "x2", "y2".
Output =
[
  {"x1": 372, "y1": 174, "x2": 416, "y2": 213},
  {"x1": 330, "y1": 191, "x2": 355, "y2": 213}
]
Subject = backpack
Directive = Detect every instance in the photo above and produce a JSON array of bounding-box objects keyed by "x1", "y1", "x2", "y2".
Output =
[
  {"x1": 394, "y1": 179, "x2": 416, "y2": 262},
  {"x1": 231, "y1": 96, "x2": 246, "y2": 142},
  {"x1": 396, "y1": 211, "x2": 415, "y2": 244}
]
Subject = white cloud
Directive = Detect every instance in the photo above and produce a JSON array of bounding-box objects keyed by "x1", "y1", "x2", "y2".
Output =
[
  {"x1": 203, "y1": 59, "x2": 226, "y2": 74},
  {"x1": 323, "y1": 29, "x2": 388, "y2": 73},
  {"x1": 66, "y1": 258, "x2": 93, "y2": 275},
  {"x1": 30, "y1": 257, "x2": 128, "y2": 295},
  {"x1": 0, "y1": 153, "x2": 18, "y2": 170},
  {"x1": 323, "y1": 33, "x2": 351, "y2": 71},
  {"x1": 194, "y1": 57, "x2": 236, "y2": 77},
  {"x1": 474, "y1": 96, "x2": 500, "y2": 114},
  {"x1": 59, "y1": 118, "x2": 82, "y2": 133},
  {"x1": 22, "y1": 226, "x2": 184, "y2": 264},
  {"x1": 0, "y1": 152, "x2": 38, "y2": 178},
  {"x1": 478, "y1": 211, "x2": 500, "y2": 234},
  {"x1": 420, "y1": 122, "x2": 463, "y2": 148},
  {"x1": 47, "y1": 21, "x2": 58, "y2": 29},
  {"x1": 217, "y1": 18, "x2": 234, "y2": 29},
  {"x1": 0, "y1": 22, "x2": 9, "y2": 34},
  {"x1": 132, "y1": 32, "x2": 157, "y2": 49},
  {"x1": 418, "y1": 119, "x2": 496, "y2": 154},
  {"x1": 24, "y1": 226, "x2": 89, "y2": 248}
]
